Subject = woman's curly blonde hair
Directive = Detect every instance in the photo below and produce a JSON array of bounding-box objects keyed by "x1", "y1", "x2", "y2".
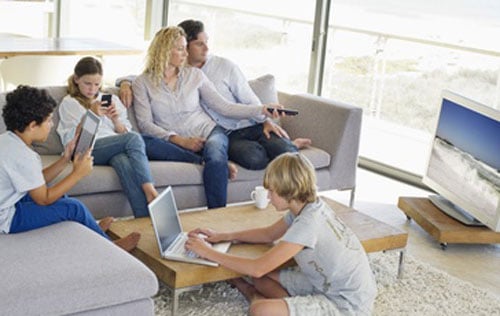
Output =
[{"x1": 144, "y1": 26, "x2": 186, "y2": 86}]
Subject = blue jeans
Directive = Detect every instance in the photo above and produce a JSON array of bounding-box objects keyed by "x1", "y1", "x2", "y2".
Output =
[
  {"x1": 10, "y1": 194, "x2": 108, "y2": 239},
  {"x1": 228, "y1": 124, "x2": 298, "y2": 170},
  {"x1": 92, "y1": 132, "x2": 153, "y2": 218},
  {"x1": 202, "y1": 126, "x2": 230, "y2": 208},
  {"x1": 142, "y1": 134, "x2": 202, "y2": 164}
]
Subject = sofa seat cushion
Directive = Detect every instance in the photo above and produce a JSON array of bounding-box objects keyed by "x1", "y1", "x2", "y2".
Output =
[
  {"x1": 43, "y1": 145, "x2": 330, "y2": 196},
  {"x1": 0, "y1": 222, "x2": 158, "y2": 315}
]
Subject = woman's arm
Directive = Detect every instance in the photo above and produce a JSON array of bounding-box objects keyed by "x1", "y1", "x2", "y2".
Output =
[
  {"x1": 132, "y1": 76, "x2": 175, "y2": 140},
  {"x1": 198, "y1": 73, "x2": 264, "y2": 119},
  {"x1": 56, "y1": 97, "x2": 87, "y2": 147}
]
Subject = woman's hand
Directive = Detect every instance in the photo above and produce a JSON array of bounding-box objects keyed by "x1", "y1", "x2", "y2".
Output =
[
  {"x1": 262, "y1": 104, "x2": 284, "y2": 119},
  {"x1": 170, "y1": 135, "x2": 205, "y2": 152}
]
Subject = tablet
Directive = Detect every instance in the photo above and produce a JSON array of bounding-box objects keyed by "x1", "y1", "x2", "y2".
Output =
[{"x1": 72, "y1": 110, "x2": 101, "y2": 159}]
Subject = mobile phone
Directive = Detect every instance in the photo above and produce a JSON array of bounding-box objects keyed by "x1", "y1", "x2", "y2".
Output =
[
  {"x1": 266, "y1": 107, "x2": 299, "y2": 116},
  {"x1": 101, "y1": 94, "x2": 112, "y2": 107}
]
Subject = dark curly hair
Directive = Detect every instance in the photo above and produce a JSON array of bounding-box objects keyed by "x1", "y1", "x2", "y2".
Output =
[
  {"x1": 2, "y1": 85, "x2": 56, "y2": 132},
  {"x1": 178, "y1": 19, "x2": 204, "y2": 44}
]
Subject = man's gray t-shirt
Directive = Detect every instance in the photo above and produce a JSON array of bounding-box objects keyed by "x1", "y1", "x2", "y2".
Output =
[{"x1": 281, "y1": 198, "x2": 377, "y2": 314}]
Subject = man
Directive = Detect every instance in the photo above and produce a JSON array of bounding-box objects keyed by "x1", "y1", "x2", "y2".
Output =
[{"x1": 118, "y1": 20, "x2": 310, "y2": 170}]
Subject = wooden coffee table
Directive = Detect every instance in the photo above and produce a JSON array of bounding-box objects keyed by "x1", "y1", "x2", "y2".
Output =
[{"x1": 108, "y1": 197, "x2": 407, "y2": 315}]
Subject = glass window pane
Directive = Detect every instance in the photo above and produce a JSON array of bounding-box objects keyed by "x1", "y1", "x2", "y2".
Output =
[
  {"x1": 168, "y1": 0, "x2": 314, "y2": 92},
  {"x1": 323, "y1": 0, "x2": 500, "y2": 175},
  {"x1": 0, "y1": 0, "x2": 53, "y2": 37}
]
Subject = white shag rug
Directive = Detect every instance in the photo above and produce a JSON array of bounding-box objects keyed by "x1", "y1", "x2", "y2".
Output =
[{"x1": 153, "y1": 252, "x2": 500, "y2": 315}]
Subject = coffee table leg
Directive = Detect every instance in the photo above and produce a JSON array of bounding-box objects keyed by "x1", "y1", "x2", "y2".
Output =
[
  {"x1": 171, "y1": 285, "x2": 203, "y2": 316},
  {"x1": 397, "y1": 249, "x2": 405, "y2": 279}
]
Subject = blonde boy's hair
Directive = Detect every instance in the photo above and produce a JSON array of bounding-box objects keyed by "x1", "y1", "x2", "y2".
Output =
[
  {"x1": 144, "y1": 26, "x2": 186, "y2": 86},
  {"x1": 263, "y1": 153, "x2": 317, "y2": 203}
]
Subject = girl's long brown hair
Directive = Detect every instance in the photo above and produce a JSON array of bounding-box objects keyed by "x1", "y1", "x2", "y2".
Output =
[{"x1": 67, "y1": 56, "x2": 103, "y2": 109}]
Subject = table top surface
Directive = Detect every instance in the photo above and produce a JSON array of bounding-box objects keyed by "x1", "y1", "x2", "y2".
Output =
[
  {"x1": 0, "y1": 37, "x2": 142, "y2": 58},
  {"x1": 108, "y1": 197, "x2": 408, "y2": 289}
]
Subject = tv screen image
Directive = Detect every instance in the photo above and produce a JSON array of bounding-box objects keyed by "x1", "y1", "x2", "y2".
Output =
[{"x1": 422, "y1": 90, "x2": 500, "y2": 232}]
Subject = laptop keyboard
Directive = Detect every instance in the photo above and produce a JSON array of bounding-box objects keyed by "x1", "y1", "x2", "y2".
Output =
[{"x1": 169, "y1": 234, "x2": 198, "y2": 258}]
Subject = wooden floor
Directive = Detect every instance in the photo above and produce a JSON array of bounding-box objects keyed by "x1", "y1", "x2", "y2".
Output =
[{"x1": 321, "y1": 168, "x2": 500, "y2": 297}]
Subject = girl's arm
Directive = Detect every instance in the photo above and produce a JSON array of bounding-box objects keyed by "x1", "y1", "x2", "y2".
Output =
[
  {"x1": 107, "y1": 94, "x2": 132, "y2": 133},
  {"x1": 30, "y1": 151, "x2": 93, "y2": 205}
]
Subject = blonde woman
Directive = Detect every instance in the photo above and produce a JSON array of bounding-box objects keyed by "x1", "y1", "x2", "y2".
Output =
[{"x1": 133, "y1": 26, "x2": 279, "y2": 208}]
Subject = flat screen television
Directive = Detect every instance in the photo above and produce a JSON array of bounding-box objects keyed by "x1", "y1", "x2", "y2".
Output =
[{"x1": 422, "y1": 90, "x2": 500, "y2": 232}]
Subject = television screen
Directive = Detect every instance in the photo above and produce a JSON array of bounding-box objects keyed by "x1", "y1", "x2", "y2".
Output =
[{"x1": 422, "y1": 90, "x2": 500, "y2": 232}]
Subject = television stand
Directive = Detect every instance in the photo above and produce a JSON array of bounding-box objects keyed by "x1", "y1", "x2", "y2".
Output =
[
  {"x1": 398, "y1": 197, "x2": 500, "y2": 250},
  {"x1": 428, "y1": 195, "x2": 485, "y2": 227}
]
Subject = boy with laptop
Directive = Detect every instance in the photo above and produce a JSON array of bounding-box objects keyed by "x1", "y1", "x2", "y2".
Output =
[
  {"x1": 185, "y1": 153, "x2": 377, "y2": 315},
  {"x1": 0, "y1": 85, "x2": 139, "y2": 252}
]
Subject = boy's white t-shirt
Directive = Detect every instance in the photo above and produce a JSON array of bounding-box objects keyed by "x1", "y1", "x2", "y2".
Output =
[
  {"x1": 281, "y1": 198, "x2": 377, "y2": 314},
  {"x1": 0, "y1": 131, "x2": 45, "y2": 233}
]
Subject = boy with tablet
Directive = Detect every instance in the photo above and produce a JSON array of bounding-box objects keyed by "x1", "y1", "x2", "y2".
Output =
[{"x1": 0, "y1": 85, "x2": 139, "y2": 251}]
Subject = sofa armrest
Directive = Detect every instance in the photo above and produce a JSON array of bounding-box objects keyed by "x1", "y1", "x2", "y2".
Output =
[
  {"x1": 278, "y1": 92, "x2": 362, "y2": 191},
  {"x1": 0, "y1": 222, "x2": 158, "y2": 315}
]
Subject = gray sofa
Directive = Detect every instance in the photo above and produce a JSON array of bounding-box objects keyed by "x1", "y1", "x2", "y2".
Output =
[
  {"x1": 2, "y1": 80, "x2": 362, "y2": 219},
  {"x1": 0, "y1": 80, "x2": 362, "y2": 315}
]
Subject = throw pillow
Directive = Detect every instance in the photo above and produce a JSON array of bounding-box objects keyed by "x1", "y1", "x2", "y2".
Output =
[{"x1": 248, "y1": 74, "x2": 278, "y2": 104}]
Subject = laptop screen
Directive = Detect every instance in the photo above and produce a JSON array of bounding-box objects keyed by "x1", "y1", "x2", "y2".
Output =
[{"x1": 148, "y1": 187, "x2": 183, "y2": 253}]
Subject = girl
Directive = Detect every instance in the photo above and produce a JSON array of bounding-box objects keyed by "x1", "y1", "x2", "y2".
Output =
[
  {"x1": 57, "y1": 56, "x2": 159, "y2": 218},
  {"x1": 0, "y1": 85, "x2": 139, "y2": 251},
  {"x1": 186, "y1": 153, "x2": 377, "y2": 316}
]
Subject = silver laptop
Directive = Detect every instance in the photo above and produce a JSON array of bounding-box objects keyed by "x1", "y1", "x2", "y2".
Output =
[{"x1": 148, "y1": 186, "x2": 231, "y2": 267}]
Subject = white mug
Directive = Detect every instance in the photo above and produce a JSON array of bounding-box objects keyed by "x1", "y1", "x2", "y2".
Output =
[{"x1": 251, "y1": 186, "x2": 269, "y2": 209}]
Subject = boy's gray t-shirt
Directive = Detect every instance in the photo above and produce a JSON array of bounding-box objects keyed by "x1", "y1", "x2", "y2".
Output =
[
  {"x1": 281, "y1": 198, "x2": 377, "y2": 314},
  {"x1": 0, "y1": 131, "x2": 45, "y2": 233}
]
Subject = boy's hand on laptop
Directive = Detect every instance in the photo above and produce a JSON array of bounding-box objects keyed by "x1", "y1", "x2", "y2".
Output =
[
  {"x1": 185, "y1": 234, "x2": 212, "y2": 258},
  {"x1": 188, "y1": 228, "x2": 221, "y2": 243}
]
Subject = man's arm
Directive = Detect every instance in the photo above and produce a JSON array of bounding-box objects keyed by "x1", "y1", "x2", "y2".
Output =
[{"x1": 115, "y1": 75, "x2": 138, "y2": 107}]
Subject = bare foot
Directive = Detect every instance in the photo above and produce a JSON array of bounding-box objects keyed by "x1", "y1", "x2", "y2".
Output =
[
  {"x1": 228, "y1": 162, "x2": 238, "y2": 180},
  {"x1": 114, "y1": 232, "x2": 141, "y2": 252},
  {"x1": 98, "y1": 216, "x2": 114, "y2": 232},
  {"x1": 293, "y1": 137, "x2": 312, "y2": 149}
]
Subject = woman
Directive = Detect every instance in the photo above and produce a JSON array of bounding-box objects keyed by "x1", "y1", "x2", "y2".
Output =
[
  {"x1": 57, "y1": 56, "x2": 158, "y2": 218},
  {"x1": 133, "y1": 26, "x2": 278, "y2": 209}
]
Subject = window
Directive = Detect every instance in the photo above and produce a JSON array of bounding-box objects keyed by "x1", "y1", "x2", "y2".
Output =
[
  {"x1": 167, "y1": 0, "x2": 315, "y2": 92},
  {"x1": 323, "y1": 0, "x2": 500, "y2": 175}
]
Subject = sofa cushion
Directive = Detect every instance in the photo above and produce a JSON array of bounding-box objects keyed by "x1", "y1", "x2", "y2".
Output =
[
  {"x1": 248, "y1": 74, "x2": 278, "y2": 104},
  {"x1": 0, "y1": 222, "x2": 158, "y2": 315}
]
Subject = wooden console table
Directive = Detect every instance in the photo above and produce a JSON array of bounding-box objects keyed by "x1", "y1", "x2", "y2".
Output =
[{"x1": 398, "y1": 197, "x2": 500, "y2": 249}]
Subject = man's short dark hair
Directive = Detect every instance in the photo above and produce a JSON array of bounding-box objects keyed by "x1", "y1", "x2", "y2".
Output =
[
  {"x1": 2, "y1": 85, "x2": 56, "y2": 132},
  {"x1": 178, "y1": 19, "x2": 205, "y2": 44}
]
